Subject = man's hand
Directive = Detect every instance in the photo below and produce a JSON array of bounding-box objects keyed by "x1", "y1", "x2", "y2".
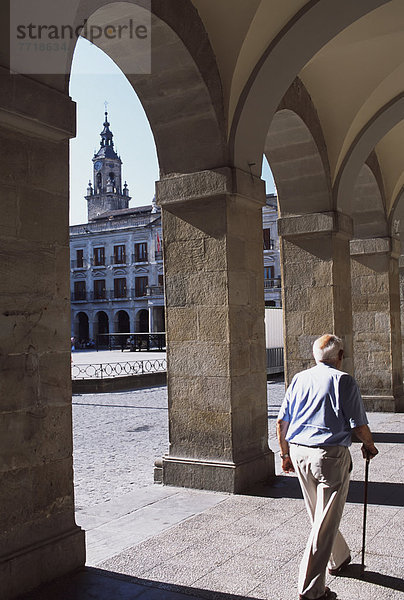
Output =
[
  {"x1": 281, "y1": 456, "x2": 295, "y2": 473},
  {"x1": 277, "y1": 419, "x2": 294, "y2": 473},
  {"x1": 361, "y1": 443, "x2": 378, "y2": 460},
  {"x1": 353, "y1": 424, "x2": 378, "y2": 460}
]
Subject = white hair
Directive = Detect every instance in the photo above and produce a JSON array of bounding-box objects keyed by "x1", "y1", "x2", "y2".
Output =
[{"x1": 313, "y1": 334, "x2": 343, "y2": 364}]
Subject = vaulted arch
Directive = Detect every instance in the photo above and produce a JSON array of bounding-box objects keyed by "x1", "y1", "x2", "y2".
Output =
[
  {"x1": 65, "y1": 0, "x2": 227, "y2": 175},
  {"x1": 351, "y1": 160, "x2": 387, "y2": 239},
  {"x1": 334, "y1": 94, "x2": 404, "y2": 215},
  {"x1": 264, "y1": 80, "x2": 331, "y2": 217},
  {"x1": 230, "y1": 0, "x2": 391, "y2": 175}
]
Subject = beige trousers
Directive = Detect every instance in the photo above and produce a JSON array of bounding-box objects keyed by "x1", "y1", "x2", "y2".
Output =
[{"x1": 289, "y1": 444, "x2": 352, "y2": 599}]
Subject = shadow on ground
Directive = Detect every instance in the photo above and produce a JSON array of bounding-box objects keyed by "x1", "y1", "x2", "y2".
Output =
[
  {"x1": 252, "y1": 476, "x2": 403, "y2": 507},
  {"x1": 370, "y1": 432, "x2": 404, "y2": 444},
  {"x1": 18, "y1": 567, "x2": 266, "y2": 600},
  {"x1": 340, "y1": 564, "x2": 404, "y2": 592}
]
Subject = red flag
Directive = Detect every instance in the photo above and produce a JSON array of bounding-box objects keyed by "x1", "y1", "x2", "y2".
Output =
[{"x1": 157, "y1": 232, "x2": 161, "y2": 252}]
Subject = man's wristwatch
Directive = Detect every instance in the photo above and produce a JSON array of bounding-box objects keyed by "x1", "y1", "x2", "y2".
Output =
[{"x1": 280, "y1": 453, "x2": 290, "y2": 459}]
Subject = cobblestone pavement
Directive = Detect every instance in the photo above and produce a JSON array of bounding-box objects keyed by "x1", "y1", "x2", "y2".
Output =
[
  {"x1": 72, "y1": 378, "x2": 286, "y2": 510},
  {"x1": 38, "y1": 390, "x2": 402, "y2": 600},
  {"x1": 72, "y1": 348, "x2": 167, "y2": 365}
]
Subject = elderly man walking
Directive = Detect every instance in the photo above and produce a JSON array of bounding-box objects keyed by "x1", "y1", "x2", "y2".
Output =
[{"x1": 277, "y1": 334, "x2": 378, "y2": 600}]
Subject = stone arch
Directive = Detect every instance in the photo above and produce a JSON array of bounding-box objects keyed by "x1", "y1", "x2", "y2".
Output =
[
  {"x1": 75, "y1": 311, "x2": 90, "y2": 342},
  {"x1": 334, "y1": 94, "x2": 404, "y2": 215},
  {"x1": 153, "y1": 305, "x2": 165, "y2": 333},
  {"x1": 136, "y1": 308, "x2": 149, "y2": 333},
  {"x1": 349, "y1": 157, "x2": 403, "y2": 411},
  {"x1": 230, "y1": 0, "x2": 393, "y2": 175},
  {"x1": 351, "y1": 160, "x2": 388, "y2": 239},
  {"x1": 264, "y1": 102, "x2": 331, "y2": 216},
  {"x1": 390, "y1": 185, "x2": 404, "y2": 237},
  {"x1": 265, "y1": 99, "x2": 352, "y2": 380},
  {"x1": 95, "y1": 310, "x2": 109, "y2": 346},
  {"x1": 66, "y1": 0, "x2": 226, "y2": 176},
  {"x1": 391, "y1": 185, "x2": 404, "y2": 381},
  {"x1": 115, "y1": 309, "x2": 130, "y2": 333}
]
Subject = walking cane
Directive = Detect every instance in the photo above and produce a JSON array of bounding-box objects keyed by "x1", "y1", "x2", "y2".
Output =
[{"x1": 360, "y1": 452, "x2": 370, "y2": 578}]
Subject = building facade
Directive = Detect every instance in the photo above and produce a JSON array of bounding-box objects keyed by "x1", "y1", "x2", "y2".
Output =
[
  {"x1": 262, "y1": 193, "x2": 281, "y2": 307},
  {"x1": 70, "y1": 115, "x2": 281, "y2": 344},
  {"x1": 70, "y1": 113, "x2": 164, "y2": 345}
]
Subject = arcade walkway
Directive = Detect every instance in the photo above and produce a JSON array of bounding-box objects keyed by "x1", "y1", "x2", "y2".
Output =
[{"x1": 19, "y1": 392, "x2": 403, "y2": 600}]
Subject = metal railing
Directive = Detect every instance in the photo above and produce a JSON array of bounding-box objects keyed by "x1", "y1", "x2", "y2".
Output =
[
  {"x1": 264, "y1": 278, "x2": 282, "y2": 289},
  {"x1": 96, "y1": 332, "x2": 166, "y2": 351},
  {"x1": 110, "y1": 255, "x2": 127, "y2": 265},
  {"x1": 132, "y1": 253, "x2": 148, "y2": 263},
  {"x1": 266, "y1": 347, "x2": 284, "y2": 374},
  {"x1": 71, "y1": 291, "x2": 88, "y2": 301},
  {"x1": 146, "y1": 285, "x2": 164, "y2": 296},
  {"x1": 71, "y1": 259, "x2": 88, "y2": 269},
  {"x1": 91, "y1": 258, "x2": 106, "y2": 267},
  {"x1": 71, "y1": 252, "x2": 162, "y2": 269},
  {"x1": 72, "y1": 358, "x2": 167, "y2": 380},
  {"x1": 71, "y1": 288, "x2": 158, "y2": 302}
]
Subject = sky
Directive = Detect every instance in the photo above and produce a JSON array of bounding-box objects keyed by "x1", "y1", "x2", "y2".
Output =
[{"x1": 69, "y1": 37, "x2": 275, "y2": 225}]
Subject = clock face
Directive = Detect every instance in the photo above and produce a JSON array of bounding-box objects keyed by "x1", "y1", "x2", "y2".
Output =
[{"x1": 94, "y1": 160, "x2": 102, "y2": 171}]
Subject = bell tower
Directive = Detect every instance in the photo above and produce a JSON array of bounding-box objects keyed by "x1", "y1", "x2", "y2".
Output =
[{"x1": 86, "y1": 111, "x2": 131, "y2": 221}]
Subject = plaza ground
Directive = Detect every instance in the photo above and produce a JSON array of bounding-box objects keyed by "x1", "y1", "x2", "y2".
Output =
[{"x1": 30, "y1": 366, "x2": 403, "y2": 600}]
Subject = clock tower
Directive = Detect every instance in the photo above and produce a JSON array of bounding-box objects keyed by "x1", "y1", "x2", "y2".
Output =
[{"x1": 86, "y1": 111, "x2": 131, "y2": 221}]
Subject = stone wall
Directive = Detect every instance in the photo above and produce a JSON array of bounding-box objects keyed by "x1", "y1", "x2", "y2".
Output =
[{"x1": 0, "y1": 73, "x2": 85, "y2": 599}]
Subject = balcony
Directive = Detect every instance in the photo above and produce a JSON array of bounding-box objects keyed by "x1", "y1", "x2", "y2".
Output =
[
  {"x1": 72, "y1": 288, "x2": 157, "y2": 302},
  {"x1": 146, "y1": 285, "x2": 164, "y2": 297},
  {"x1": 71, "y1": 291, "x2": 88, "y2": 302},
  {"x1": 155, "y1": 251, "x2": 163, "y2": 261},
  {"x1": 71, "y1": 259, "x2": 88, "y2": 270},
  {"x1": 131, "y1": 253, "x2": 148, "y2": 264},
  {"x1": 110, "y1": 256, "x2": 127, "y2": 266},
  {"x1": 264, "y1": 278, "x2": 281, "y2": 289},
  {"x1": 113, "y1": 289, "x2": 128, "y2": 300},
  {"x1": 89, "y1": 290, "x2": 111, "y2": 301},
  {"x1": 91, "y1": 258, "x2": 106, "y2": 268},
  {"x1": 129, "y1": 287, "x2": 148, "y2": 298},
  {"x1": 263, "y1": 240, "x2": 277, "y2": 251}
]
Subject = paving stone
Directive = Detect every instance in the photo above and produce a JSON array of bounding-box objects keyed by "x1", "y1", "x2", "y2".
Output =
[{"x1": 67, "y1": 379, "x2": 404, "y2": 600}]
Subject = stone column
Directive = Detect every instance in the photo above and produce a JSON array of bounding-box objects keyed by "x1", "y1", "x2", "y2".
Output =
[
  {"x1": 156, "y1": 168, "x2": 274, "y2": 493},
  {"x1": 88, "y1": 311, "x2": 95, "y2": 341},
  {"x1": 278, "y1": 212, "x2": 354, "y2": 384},
  {"x1": 398, "y1": 256, "x2": 404, "y2": 380},
  {"x1": 130, "y1": 311, "x2": 136, "y2": 334},
  {"x1": 0, "y1": 71, "x2": 85, "y2": 599},
  {"x1": 350, "y1": 237, "x2": 404, "y2": 412},
  {"x1": 400, "y1": 255, "x2": 404, "y2": 376},
  {"x1": 149, "y1": 306, "x2": 154, "y2": 333}
]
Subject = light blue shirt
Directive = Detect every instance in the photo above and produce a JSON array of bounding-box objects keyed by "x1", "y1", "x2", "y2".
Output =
[{"x1": 278, "y1": 362, "x2": 368, "y2": 447}]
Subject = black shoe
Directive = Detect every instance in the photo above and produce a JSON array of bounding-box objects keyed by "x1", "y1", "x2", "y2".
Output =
[{"x1": 328, "y1": 555, "x2": 351, "y2": 575}]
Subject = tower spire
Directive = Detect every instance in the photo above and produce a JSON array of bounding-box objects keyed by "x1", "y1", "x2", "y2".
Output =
[
  {"x1": 100, "y1": 110, "x2": 114, "y2": 149},
  {"x1": 86, "y1": 106, "x2": 130, "y2": 221}
]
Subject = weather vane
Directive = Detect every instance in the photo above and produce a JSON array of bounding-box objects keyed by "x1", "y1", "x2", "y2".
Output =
[{"x1": 104, "y1": 100, "x2": 109, "y2": 113}]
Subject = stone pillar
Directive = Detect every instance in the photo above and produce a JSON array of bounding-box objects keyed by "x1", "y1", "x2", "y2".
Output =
[
  {"x1": 400, "y1": 256, "x2": 404, "y2": 376},
  {"x1": 350, "y1": 237, "x2": 404, "y2": 412},
  {"x1": 130, "y1": 312, "x2": 136, "y2": 334},
  {"x1": 88, "y1": 312, "x2": 95, "y2": 341},
  {"x1": 156, "y1": 168, "x2": 274, "y2": 493},
  {"x1": 0, "y1": 71, "x2": 85, "y2": 599},
  {"x1": 278, "y1": 212, "x2": 354, "y2": 384},
  {"x1": 149, "y1": 306, "x2": 154, "y2": 333}
]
